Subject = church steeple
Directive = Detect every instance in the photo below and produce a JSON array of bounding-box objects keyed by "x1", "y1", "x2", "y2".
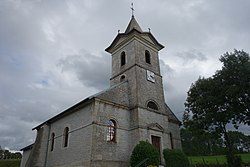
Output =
[
  {"x1": 105, "y1": 14, "x2": 166, "y2": 113},
  {"x1": 124, "y1": 16, "x2": 142, "y2": 33}
]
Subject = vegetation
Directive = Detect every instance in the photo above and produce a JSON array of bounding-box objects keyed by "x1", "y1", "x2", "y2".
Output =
[
  {"x1": 184, "y1": 50, "x2": 250, "y2": 167},
  {"x1": 163, "y1": 149, "x2": 190, "y2": 167},
  {"x1": 0, "y1": 159, "x2": 21, "y2": 167},
  {"x1": 130, "y1": 141, "x2": 160, "y2": 167},
  {"x1": 189, "y1": 154, "x2": 250, "y2": 165},
  {"x1": 0, "y1": 148, "x2": 22, "y2": 159},
  {"x1": 181, "y1": 128, "x2": 250, "y2": 156},
  {"x1": 0, "y1": 147, "x2": 22, "y2": 167},
  {"x1": 189, "y1": 155, "x2": 228, "y2": 165}
]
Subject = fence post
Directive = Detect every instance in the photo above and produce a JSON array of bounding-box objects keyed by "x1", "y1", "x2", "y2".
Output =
[
  {"x1": 216, "y1": 157, "x2": 219, "y2": 165},
  {"x1": 202, "y1": 157, "x2": 206, "y2": 165}
]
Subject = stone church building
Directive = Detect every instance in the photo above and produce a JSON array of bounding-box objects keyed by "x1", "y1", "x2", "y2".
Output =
[{"x1": 21, "y1": 15, "x2": 181, "y2": 167}]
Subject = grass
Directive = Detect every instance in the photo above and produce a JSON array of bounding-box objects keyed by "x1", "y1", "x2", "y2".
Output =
[
  {"x1": 241, "y1": 154, "x2": 250, "y2": 164},
  {"x1": 188, "y1": 154, "x2": 250, "y2": 165},
  {"x1": 0, "y1": 159, "x2": 21, "y2": 167}
]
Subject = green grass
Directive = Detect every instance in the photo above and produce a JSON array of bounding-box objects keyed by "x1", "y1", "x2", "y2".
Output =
[
  {"x1": 240, "y1": 154, "x2": 250, "y2": 164},
  {"x1": 188, "y1": 154, "x2": 250, "y2": 165},
  {"x1": 0, "y1": 159, "x2": 21, "y2": 167},
  {"x1": 189, "y1": 155, "x2": 227, "y2": 165}
]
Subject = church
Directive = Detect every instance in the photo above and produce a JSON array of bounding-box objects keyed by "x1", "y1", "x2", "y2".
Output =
[{"x1": 20, "y1": 13, "x2": 181, "y2": 167}]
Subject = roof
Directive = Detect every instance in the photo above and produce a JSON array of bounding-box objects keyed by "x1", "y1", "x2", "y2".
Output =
[
  {"x1": 32, "y1": 81, "x2": 130, "y2": 130},
  {"x1": 33, "y1": 97, "x2": 94, "y2": 130},
  {"x1": 125, "y1": 16, "x2": 142, "y2": 33},
  {"x1": 20, "y1": 143, "x2": 33, "y2": 151},
  {"x1": 105, "y1": 16, "x2": 164, "y2": 54},
  {"x1": 165, "y1": 104, "x2": 182, "y2": 125},
  {"x1": 95, "y1": 81, "x2": 130, "y2": 106}
]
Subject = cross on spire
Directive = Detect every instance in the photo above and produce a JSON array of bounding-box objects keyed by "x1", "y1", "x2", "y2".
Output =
[{"x1": 131, "y1": 3, "x2": 135, "y2": 16}]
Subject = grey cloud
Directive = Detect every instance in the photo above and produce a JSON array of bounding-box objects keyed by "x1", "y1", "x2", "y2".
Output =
[
  {"x1": 175, "y1": 50, "x2": 207, "y2": 62},
  {"x1": 58, "y1": 51, "x2": 111, "y2": 90},
  {"x1": 160, "y1": 59, "x2": 175, "y2": 92},
  {"x1": 160, "y1": 59, "x2": 174, "y2": 76}
]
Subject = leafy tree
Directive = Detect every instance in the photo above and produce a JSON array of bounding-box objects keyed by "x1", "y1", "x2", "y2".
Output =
[
  {"x1": 228, "y1": 131, "x2": 250, "y2": 153},
  {"x1": 218, "y1": 50, "x2": 250, "y2": 125},
  {"x1": 181, "y1": 128, "x2": 225, "y2": 156},
  {"x1": 185, "y1": 50, "x2": 250, "y2": 167},
  {"x1": 4, "y1": 150, "x2": 11, "y2": 159},
  {"x1": 0, "y1": 148, "x2": 22, "y2": 160}
]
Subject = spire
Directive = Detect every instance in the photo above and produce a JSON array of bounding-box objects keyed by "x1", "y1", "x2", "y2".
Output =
[
  {"x1": 125, "y1": 3, "x2": 142, "y2": 34},
  {"x1": 125, "y1": 15, "x2": 143, "y2": 34}
]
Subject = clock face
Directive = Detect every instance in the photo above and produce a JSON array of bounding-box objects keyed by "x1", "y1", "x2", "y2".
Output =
[{"x1": 146, "y1": 70, "x2": 155, "y2": 83}]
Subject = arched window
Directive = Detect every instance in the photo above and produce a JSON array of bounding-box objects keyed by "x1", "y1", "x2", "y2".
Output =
[
  {"x1": 170, "y1": 133, "x2": 174, "y2": 149},
  {"x1": 145, "y1": 50, "x2": 151, "y2": 64},
  {"x1": 51, "y1": 133, "x2": 55, "y2": 151},
  {"x1": 147, "y1": 101, "x2": 158, "y2": 110},
  {"x1": 107, "y1": 119, "x2": 116, "y2": 142},
  {"x1": 63, "y1": 127, "x2": 69, "y2": 147},
  {"x1": 120, "y1": 75, "x2": 126, "y2": 82},
  {"x1": 121, "y1": 51, "x2": 126, "y2": 66}
]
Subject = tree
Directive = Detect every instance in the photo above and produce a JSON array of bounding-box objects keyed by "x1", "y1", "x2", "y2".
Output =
[
  {"x1": 181, "y1": 128, "x2": 225, "y2": 156},
  {"x1": 228, "y1": 131, "x2": 250, "y2": 153},
  {"x1": 185, "y1": 50, "x2": 250, "y2": 167},
  {"x1": 217, "y1": 50, "x2": 250, "y2": 125}
]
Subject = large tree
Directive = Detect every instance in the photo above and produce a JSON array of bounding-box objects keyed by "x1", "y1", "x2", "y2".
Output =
[
  {"x1": 184, "y1": 50, "x2": 250, "y2": 167},
  {"x1": 217, "y1": 50, "x2": 250, "y2": 125}
]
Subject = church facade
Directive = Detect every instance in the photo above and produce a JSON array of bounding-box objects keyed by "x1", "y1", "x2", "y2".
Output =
[{"x1": 21, "y1": 15, "x2": 181, "y2": 167}]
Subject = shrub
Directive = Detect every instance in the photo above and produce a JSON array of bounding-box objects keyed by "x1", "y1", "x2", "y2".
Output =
[
  {"x1": 163, "y1": 149, "x2": 190, "y2": 167},
  {"x1": 130, "y1": 141, "x2": 160, "y2": 167},
  {"x1": 226, "y1": 154, "x2": 242, "y2": 167}
]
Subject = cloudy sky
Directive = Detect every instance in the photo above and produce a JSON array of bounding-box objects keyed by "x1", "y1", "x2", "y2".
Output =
[{"x1": 0, "y1": 0, "x2": 250, "y2": 151}]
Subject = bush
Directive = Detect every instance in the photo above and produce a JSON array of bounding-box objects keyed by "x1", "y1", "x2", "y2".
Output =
[
  {"x1": 163, "y1": 149, "x2": 190, "y2": 167},
  {"x1": 226, "y1": 154, "x2": 242, "y2": 167},
  {"x1": 130, "y1": 141, "x2": 160, "y2": 167}
]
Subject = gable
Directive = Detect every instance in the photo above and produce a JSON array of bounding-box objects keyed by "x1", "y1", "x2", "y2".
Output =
[
  {"x1": 95, "y1": 81, "x2": 130, "y2": 107},
  {"x1": 147, "y1": 123, "x2": 164, "y2": 132},
  {"x1": 165, "y1": 104, "x2": 182, "y2": 125}
]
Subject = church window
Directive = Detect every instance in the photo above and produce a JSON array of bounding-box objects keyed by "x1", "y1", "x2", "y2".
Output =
[
  {"x1": 147, "y1": 101, "x2": 159, "y2": 110},
  {"x1": 63, "y1": 127, "x2": 69, "y2": 147},
  {"x1": 51, "y1": 133, "x2": 55, "y2": 151},
  {"x1": 121, "y1": 51, "x2": 126, "y2": 66},
  {"x1": 145, "y1": 50, "x2": 151, "y2": 64},
  {"x1": 107, "y1": 119, "x2": 116, "y2": 142},
  {"x1": 120, "y1": 75, "x2": 126, "y2": 82},
  {"x1": 170, "y1": 133, "x2": 174, "y2": 149}
]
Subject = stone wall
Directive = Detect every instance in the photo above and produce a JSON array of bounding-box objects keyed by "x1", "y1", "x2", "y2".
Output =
[
  {"x1": 20, "y1": 148, "x2": 32, "y2": 167},
  {"x1": 91, "y1": 99, "x2": 131, "y2": 167},
  {"x1": 46, "y1": 103, "x2": 94, "y2": 167}
]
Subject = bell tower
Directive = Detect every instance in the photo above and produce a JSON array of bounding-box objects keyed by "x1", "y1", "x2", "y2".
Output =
[{"x1": 105, "y1": 15, "x2": 167, "y2": 114}]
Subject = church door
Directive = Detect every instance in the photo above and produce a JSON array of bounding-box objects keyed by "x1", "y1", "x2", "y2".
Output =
[{"x1": 151, "y1": 136, "x2": 161, "y2": 163}]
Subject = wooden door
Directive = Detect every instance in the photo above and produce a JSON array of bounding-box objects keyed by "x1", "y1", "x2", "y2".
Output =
[{"x1": 151, "y1": 136, "x2": 161, "y2": 163}]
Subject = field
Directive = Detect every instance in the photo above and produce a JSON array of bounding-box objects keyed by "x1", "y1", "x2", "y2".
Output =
[
  {"x1": 189, "y1": 154, "x2": 250, "y2": 165},
  {"x1": 0, "y1": 159, "x2": 21, "y2": 167}
]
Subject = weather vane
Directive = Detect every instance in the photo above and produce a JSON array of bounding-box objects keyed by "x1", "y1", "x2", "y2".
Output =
[{"x1": 131, "y1": 3, "x2": 135, "y2": 16}]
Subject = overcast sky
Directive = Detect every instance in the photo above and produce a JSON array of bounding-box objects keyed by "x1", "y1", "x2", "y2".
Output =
[{"x1": 0, "y1": 0, "x2": 250, "y2": 151}]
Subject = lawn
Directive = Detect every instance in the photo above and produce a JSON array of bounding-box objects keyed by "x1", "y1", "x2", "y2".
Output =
[
  {"x1": 189, "y1": 154, "x2": 250, "y2": 165},
  {"x1": 0, "y1": 159, "x2": 21, "y2": 167}
]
